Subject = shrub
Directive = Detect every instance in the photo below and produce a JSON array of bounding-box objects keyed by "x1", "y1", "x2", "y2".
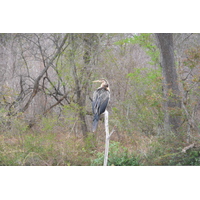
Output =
[{"x1": 91, "y1": 141, "x2": 140, "y2": 166}]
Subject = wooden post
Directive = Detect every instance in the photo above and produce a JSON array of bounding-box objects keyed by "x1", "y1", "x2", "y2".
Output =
[{"x1": 103, "y1": 110, "x2": 114, "y2": 166}]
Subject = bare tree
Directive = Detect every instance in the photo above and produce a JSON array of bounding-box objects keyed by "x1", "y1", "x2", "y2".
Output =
[{"x1": 19, "y1": 34, "x2": 69, "y2": 113}]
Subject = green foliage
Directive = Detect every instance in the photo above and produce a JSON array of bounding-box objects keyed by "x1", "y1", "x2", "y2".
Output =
[
  {"x1": 0, "y1": 114, "x2": 91, "y2": 166},
  {"x1": 111, "y1": 33, "x2": 164, "y2": 135},
  {"x1": 84, "y1": 133, "x2": 97, "y2": 150},
  {"x1": 142, "y1": 131, "x2": 200, "y2": 166},
  {"x1": 0, "y1": 129, "x2": 92, "y2": 166},
  {"x1": 0, "y1": 113, "x2": 199, "y2": 166},
  {"x1": 0, "y1": 127, "x2": 59, "y2": 166},
  {"x1": 113, "y1": 67, "x2": 164, "y2": 135},
  {"x1": 183, "y1": 46, "x2": 200, "y2": 69},
  {"x1": 153, "y1": 149, "x2": 200, "y2": 166},
  {"x1": 115, "y1": 33, "x2": 160, "y2": 66},
  {"x1": 0, "y1": 108, "x2": 9, "y2": 132},
  {"x1": 91, "y1": 141, "x2": 140, "y2": 166},
  {"x1": 41, "y1": 116, "x2": 58, "y2": 132},
  {"x1": 180, "y1": 45, "x2": 200, "y2": 130},
  {"x1": 62, "y1": 103, "x2": 79, "y2": 123}
]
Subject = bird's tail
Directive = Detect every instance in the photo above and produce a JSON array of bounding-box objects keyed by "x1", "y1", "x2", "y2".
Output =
[{"x1": 92, "y1": 114, "x2": 99, "y2": 132}]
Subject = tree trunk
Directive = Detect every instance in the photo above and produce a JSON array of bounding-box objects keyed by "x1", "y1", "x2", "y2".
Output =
[
  {"x1": 70, "y1": 34, "x2": 98, "y2": 137},
  {"x1": 155, "y1": 33, "x2": 181, "y2": 132}
]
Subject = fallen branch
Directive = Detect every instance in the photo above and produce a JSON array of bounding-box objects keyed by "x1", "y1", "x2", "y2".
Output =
[{"x1": 181, "y1": 143, "x2": 195, "y2": 153}]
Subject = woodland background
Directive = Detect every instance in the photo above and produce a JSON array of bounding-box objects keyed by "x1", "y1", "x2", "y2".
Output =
[{"x1": 0, "y1": 33, "x2": 200, "y2": 166}]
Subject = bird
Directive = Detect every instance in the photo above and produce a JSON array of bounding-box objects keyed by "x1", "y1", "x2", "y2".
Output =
[{"x1": 92, "y1": 78, "x2": 110, "y2": 132}]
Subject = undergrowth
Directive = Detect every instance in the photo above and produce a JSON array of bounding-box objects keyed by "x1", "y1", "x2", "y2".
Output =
[
  {"x1": 142, "y1": 132, "x2": 200, "y2": 166},
  {"x1": 0, "y1": 114, "x2": 200, "y2": 166},
  {"x1": 91, "y1": 141, "x2": 140, "y2": 166}
]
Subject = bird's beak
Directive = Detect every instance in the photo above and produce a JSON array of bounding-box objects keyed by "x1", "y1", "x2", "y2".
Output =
[{"x1": 93, "y1": 80, "x2": 102, "y2": 83}]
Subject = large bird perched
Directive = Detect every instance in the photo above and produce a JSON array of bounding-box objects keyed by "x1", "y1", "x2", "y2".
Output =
[{"x1": 92, "y1": 78, "x2": 110, "y2": 132}]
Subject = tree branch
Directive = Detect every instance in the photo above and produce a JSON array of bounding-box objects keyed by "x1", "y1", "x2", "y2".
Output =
[
  {"x1": 43, "y1": 92, "x2": 69, "y2": 115},
  {"x1": 20, "y1": 34, "x2": 69, "y2": 113}
]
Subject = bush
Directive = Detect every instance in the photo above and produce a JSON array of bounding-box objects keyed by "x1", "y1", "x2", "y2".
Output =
[
  {"x1": 143, "y1": 132, "x2": 200, "y2": 166},
  {"x1": 91, "y1": 141, "x2": 140, "y2": 166},
  {"x1": 166, "y1": 149, "x2": 200, "y2": 166}
]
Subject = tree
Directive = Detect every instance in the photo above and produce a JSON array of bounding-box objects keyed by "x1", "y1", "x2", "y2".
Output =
[
  {"x1": 155, "y1": 33, "x2": 182, "y2": 133},
  {"x1": 68, "y1": 33, "x2": 100, "y2": 137},
  {"x1": 19, "y1": 34, "x2": 69, "y2": 113}
]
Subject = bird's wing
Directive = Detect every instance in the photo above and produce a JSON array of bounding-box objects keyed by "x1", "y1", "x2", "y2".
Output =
[
  {"x1": 92, "y1": 90, "x2": 99, "y2": 114},
  {"x1": 98, "y1": 91, "x2": 109, "y2": 115},
  {"x1": 92, "y1": 88, "x2": 110, "y2": 116}
]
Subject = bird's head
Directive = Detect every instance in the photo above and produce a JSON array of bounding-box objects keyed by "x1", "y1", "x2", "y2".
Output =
[{"x1": 93, "y1": 78, "x2": 109, "y2": 91}]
